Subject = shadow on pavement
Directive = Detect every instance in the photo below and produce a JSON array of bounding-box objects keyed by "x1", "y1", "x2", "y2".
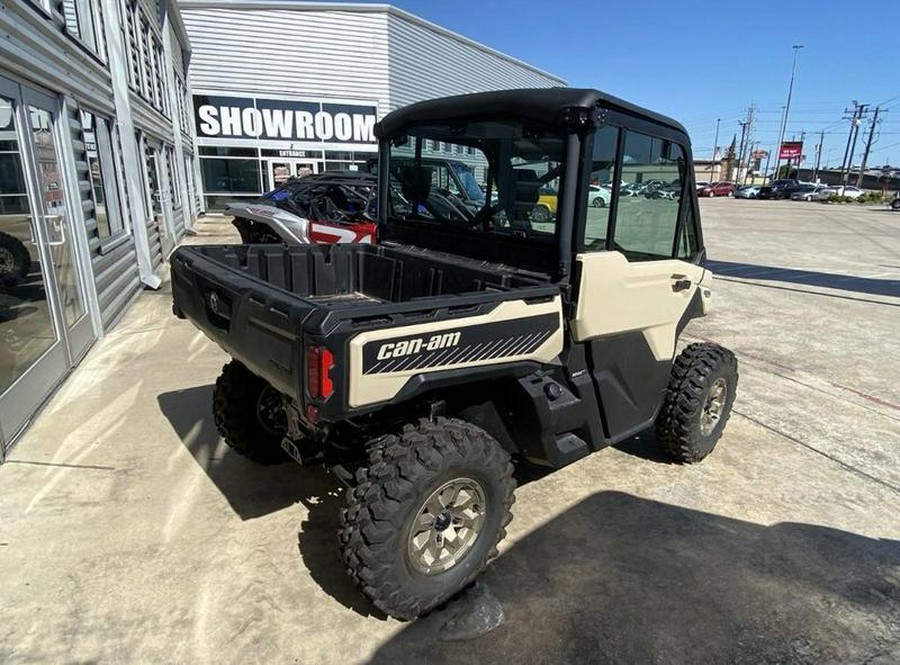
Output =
[
  {"x1": 368, "y1": 491, "x2": 900, "y2": 665},
  {"x1": 707, "y1": 260, "x2": 900, "y2": 298}
]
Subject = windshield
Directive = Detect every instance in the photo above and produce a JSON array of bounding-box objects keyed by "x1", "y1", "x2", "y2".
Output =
[{"x1": 386, "y1": 118, "x2": 567, "y2": 242}]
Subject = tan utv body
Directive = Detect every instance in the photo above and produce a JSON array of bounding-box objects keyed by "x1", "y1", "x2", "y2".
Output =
[{"x1": 171, "y1": 88, "x2": 738, "y2": 621}]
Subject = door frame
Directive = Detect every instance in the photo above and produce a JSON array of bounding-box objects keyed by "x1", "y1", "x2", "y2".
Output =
[
  {"x1": 0, "y1": 75, "x2": 97, "y2": 454},
  {"x1": 265, "y1": 159, "x2": 318, "y2": 191}
]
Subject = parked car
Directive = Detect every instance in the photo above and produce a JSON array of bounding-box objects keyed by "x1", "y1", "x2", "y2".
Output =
[
  {"x1": 588, "y1": 184, "x2": 611, "y2": 207},
  {"x1": 734, "y1": 185, "x2": 760, "y2": 199},
  {"x1": 695, "y1": 181, "x2": 710, "y2": 192},
  {"x1": 758, "y1": 179, "x2": 804, "y2": 200},
  {"x1": 699, "y1": 181, "x2": 736, "y2": 197},
  {"x1": 815, "y1": 185, "x2": 864, "y2": 200},
  {"x1": 790, "y1": 184, "x2": 829, "y2": 201}
]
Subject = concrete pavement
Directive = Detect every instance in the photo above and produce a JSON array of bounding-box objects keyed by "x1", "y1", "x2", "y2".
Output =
[{"x1": 0, "y1": 201, "x2": 898, "y2": 664}]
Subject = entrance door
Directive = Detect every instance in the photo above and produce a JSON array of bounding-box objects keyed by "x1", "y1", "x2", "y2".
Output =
[
  {"x1": 266, "y1": 160, "x2": 317, "y2": 191},
  {"x1": 142, "y1": 140, "x2": 176, "y2": 258},
  {"x1": 0, "y1": 76, "x2": 93, "y2": 455}
]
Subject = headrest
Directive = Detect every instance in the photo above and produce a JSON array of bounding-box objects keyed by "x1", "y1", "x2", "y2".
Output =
[
  {"x1": 398, "y1": 165, "x2": 433, "y2": 202},
  {"x1": 514, "y1": 169, "x2": 540, "y2": 204}
]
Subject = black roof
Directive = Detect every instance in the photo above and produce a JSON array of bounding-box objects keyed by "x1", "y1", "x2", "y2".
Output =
[{"x1": 376, "y1": 88, "x2": 688, "y2": 139}]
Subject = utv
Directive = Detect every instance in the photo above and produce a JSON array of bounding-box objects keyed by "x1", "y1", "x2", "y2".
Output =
[
  {"x1": 228, "y1": 171, "x2": 378, "y2": 245},
  {"x1": 171, "y1": 88, "x2": 738, "y2": 620}
]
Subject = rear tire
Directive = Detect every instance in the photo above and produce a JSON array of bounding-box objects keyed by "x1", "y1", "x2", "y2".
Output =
[
  {"x1": 655, "y1": 343, "x2": 738, "y2": 463},
  {"x1": 0, "y1": 231, "x2": 31, "y2": 286},
  {"x1": 891, "y1": 198, "x2": 900, "y2": 211},
  {"x1": 531, "y1": 204, "x2": 551, "y2": 223},
  {"x1": 592, "y1": 196, "x2": 607, "y2": 208},
  {"x1": 339, "y1": 417, "x2": 515, "y2": 620},
  {"x1": 213, "y1": 360, "x2": 288, "y2": 464}
]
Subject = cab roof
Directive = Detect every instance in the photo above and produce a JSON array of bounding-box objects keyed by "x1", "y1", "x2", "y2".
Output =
[{"x1": 376, "y1": 88, "x2": 689, "y2": 140}]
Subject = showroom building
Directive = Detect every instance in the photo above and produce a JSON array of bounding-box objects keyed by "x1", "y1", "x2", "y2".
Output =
[
  {"x1": 0, "y1": 0, "x2": 196, "y2": 456},
  {"x1": 179, "y1": 1, "x2": 567, "y2": 210}
]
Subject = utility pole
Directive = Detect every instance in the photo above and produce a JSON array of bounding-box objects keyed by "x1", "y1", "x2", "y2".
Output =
[
  {"x1": 737, "y1": 121, "x2": 749, "y2": 184},
  {"x1": 813, "y1": 129, "x2": 824, "y2": 182},
  {"x1": 840, "y1": 102, "x2": 866, "y2": 186},
  {"x1": 736, "y1": 104, "x2": 756, "y2": 185},
  {"x1": 856, "y1": 106, "x2": 882, "y2": 188},
  {"x1": 797, "y1": 130, "x2": 806, "y2": 177},
  {"x1": 712, "y1": 118, "x2": 720, "y2": 180},
  {"x1": 773, "y1": 44, "x2": 804, "y2": 183}
]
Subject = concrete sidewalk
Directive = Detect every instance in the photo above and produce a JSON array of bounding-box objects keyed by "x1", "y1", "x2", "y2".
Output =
[{"x1": 1, "y1": 204, "x2": 898, "y2": 664}]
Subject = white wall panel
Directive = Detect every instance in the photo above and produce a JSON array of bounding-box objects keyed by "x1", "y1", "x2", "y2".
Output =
[
  {"x1": 182, "y1": 8, "x2": 391, "y2": 116},
  {"x1": 386, "y1": 14, "x2": 564, "y2": 111}
]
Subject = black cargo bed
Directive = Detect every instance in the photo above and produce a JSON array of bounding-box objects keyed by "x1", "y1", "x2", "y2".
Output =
[{"x1": 170, "y1": 243, "x2": 559, "y2": 413}]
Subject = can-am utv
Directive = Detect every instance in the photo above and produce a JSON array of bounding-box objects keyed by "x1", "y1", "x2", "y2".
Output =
[{"x1": 171, "y1": 88, "x2": 738, "y2": 620}]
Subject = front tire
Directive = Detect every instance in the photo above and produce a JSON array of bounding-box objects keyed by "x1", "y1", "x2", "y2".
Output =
[
  {"x1": 339, "y1": 417, "x2": 515, "y2": 620},
  {"x1": 891, "y1": 198, "x2": 900, "y2": 211},
  {"x1": 655, "y1": 343, "x2": 738, "y2": 463},
  {"x1": 213, "y1": 360, "x2": 288, "y2": 464},
  {"x1": 592, "y1": 196, "x2": 607, "y2": 208},
  {"x1": 531, "y1": 204, "x2": 551, "y2": 223}
]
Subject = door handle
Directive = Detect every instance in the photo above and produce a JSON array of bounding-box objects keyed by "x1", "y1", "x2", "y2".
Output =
[
  {"x1": 45, "y1": 214, "x2": 66, "y2": 246},
  {"x1": 671, "y1": 274, "x2": 692, "y2": 292}
]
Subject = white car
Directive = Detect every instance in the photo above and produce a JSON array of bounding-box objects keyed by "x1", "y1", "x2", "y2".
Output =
[
  {"x1": 588, "y1": 184, "x2": 612, "y2": 208},
  {"x1": 816, "y1": 185, "x2": 864, "y2": 200}
]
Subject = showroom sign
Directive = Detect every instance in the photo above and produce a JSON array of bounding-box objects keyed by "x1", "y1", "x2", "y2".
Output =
[{"x1": 194, "y1": 94, "x2": 377, "y2": 144}]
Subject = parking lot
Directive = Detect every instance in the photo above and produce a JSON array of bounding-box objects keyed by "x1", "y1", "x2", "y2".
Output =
[{"x1": 0, "y1": 199, "x2": 898, "y2": 664}]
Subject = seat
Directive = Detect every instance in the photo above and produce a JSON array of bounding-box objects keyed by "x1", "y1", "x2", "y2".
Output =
[{"x1": 511, "y1": 169, "x2": 541, "y2": 229}]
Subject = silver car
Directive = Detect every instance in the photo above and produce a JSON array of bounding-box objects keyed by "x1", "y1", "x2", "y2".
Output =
[
  {"x1": 790, "y1": 185, "x2": 828, "y2": 201},
  {"x1": 815, "y1": 185, "x2": 864, "y2": 201},
  {"x1": 734, "y1": 185, "x2": 760, "y2": 199}
]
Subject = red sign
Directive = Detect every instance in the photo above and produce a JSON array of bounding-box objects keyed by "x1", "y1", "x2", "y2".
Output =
[{"x1": 779, "y1": 141, "x2": 803, "y2": 160}]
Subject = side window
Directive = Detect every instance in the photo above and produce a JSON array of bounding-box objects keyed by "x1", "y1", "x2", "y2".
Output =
[
  {"x1": 614, "y1": 130, "x2": 685, "y2": 261},
  {"x1": 677, "y1": 199, "x2": 701, "y2": 260},
  {"x1": 584, "y1": 125, "x2": 619, "y2": 249}
]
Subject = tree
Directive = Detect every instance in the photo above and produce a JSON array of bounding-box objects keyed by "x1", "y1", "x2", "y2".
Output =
[
  {"x1": 723, "y1": 136, "x2": 736, "y2": 181},
  {"x1": 776, "y1": 164, "x2": 798, "y2": 179}
]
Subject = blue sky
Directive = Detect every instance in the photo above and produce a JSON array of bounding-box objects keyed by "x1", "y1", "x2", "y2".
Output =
[{"x1": 354, "y1": 0, "x2": 900, "y2": 169}]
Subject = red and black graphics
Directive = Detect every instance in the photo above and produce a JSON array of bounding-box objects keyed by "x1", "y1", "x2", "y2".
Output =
[{"x1": 361, "y1": 313, "x2": 559, "y2": 375}]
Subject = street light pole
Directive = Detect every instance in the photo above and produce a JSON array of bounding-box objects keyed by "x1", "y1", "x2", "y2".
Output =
[{"x1": 773, "y1": 44, "x2": 803, "y2": 180}]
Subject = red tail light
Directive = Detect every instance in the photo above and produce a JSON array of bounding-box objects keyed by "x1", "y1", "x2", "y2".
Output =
[{"x1": 307, "y1": 344, "x2": 335, "y2": 400}]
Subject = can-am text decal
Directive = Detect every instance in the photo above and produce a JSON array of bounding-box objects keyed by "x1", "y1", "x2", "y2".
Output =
[{"x1": 361, "y1": 313, "x2": 558, "y2": 375}]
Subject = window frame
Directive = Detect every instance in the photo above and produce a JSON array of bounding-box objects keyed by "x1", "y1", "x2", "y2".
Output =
[
  {"x1": 81, "y1": 109, "x2": 130, "y2": 251},
  {"x1": 577, "y1": 110, "x2": 703, "y2": 263}
]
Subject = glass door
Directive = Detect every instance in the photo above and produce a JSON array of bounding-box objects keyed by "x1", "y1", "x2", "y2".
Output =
[
  {"x1": 0, "y1": 77, "x2": 93, "y2": 454},
  {"x1": 266, "y1": 160, "x2": 317, "y2": 191}
]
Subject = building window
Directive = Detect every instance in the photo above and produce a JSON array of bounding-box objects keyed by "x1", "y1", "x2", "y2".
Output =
[
  {"x1": 81, "y1": 111, "x2": 127, "y2": 242},
  {"x1": 200, "y1": 158, "x2": 261, "y2": 194},
  {"x1": 60, "y1": 0, "x2": 103, "y2": 57},
  {"x1": 119, "y1": 0, "x2": 169, "y2": 117}
]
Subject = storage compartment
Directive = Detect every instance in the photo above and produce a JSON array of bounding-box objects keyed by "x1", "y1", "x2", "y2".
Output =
[{"x1": 190, "y1": 243, "x2": 549, "y2": 304}]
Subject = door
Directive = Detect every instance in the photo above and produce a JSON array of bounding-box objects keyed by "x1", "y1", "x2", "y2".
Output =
[
  {"x1": 142, "y1": 140, "x2": 176, "y2": 258},
  {"x1": 572, "y1": 125, "x2": 710, "y2": 442},
  {"x1": 0, "y1": 77, "x2": 93, "y2": 454},
  {"x1": 266, "y1": 160, "x2": 317, "y2": 191}
]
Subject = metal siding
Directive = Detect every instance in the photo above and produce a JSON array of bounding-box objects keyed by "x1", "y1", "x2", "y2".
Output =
[
  {"x1": 65, "y1": 99, "x2": 143, "y2": 331},
  {"x1": 181, "y1": 8, "x2": 391, "y2": 116},
  {"x1": 0, "y1": 2, "x2": 116, "y2": 115},
  {"x1": 386, "y1": 15, "x2": 564, "y2": 111}
]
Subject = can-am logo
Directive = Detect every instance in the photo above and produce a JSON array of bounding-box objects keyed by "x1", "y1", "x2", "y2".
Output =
[
  {"x1": 376, "y1": 332, "x2": 461, "y2": 361},
  {"x1": 194, "y1": 94, "x2": 376, "y2": 144}
]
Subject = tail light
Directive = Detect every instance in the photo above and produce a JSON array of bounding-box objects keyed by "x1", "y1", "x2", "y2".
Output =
[{"x1": 306, "y1": 344, "x2": 335, "y2": 400}]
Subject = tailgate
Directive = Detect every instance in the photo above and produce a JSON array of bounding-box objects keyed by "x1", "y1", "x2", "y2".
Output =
[{"x1": 170, "y1": 246, "x2": 313, "y2": 401}]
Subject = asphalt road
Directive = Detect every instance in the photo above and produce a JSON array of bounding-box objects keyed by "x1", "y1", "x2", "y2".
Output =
[{"x1": 0, "y1": 200, "x2": 897, "y2": 664}]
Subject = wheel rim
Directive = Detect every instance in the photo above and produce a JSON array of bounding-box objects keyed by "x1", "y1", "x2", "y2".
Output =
[
  {"x1": 700, "y1": 377, "x2": 728, "y2": 436},
  {"x1": 407, "y1": 477, "x2": 487, "y2": 575},
  {"x1": 592, "y1": 197, "x2": 605, "y2": 208},
  {"x1": 256, "y1": 385, "x2": 286, "y2": 435},
  {"x1": 0, "y1": 248, "x2": 16, "y2": 274}
]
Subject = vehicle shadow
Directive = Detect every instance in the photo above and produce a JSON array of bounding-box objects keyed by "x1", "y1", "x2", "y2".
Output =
[
  {"x1": 367, "y1": 491, "x2": 900, "y2": 664},
  {"x1": 156, "y1": 384, "x2": 567, "y2": 620},
  {"x1": 707, "y1": 260, "x2": 900, "y2": 298}
]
